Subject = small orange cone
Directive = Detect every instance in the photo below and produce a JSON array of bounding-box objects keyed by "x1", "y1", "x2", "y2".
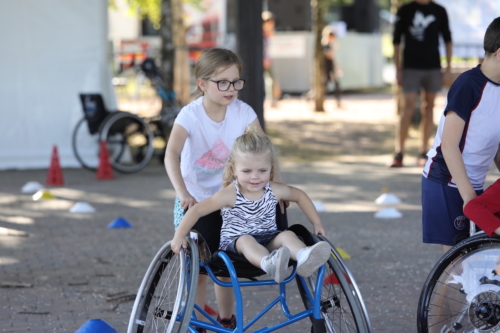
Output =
[
  {"x1": 46, "y1": 145, "x2": 64, "y2": 186},
  {"x1": 96, "y1": 141, "x2": 114, "y2": 180}
]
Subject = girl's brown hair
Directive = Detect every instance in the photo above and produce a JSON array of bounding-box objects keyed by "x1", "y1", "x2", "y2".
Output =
[
  {"x1": 193, "y1": 48, "x2": 243, "y2": 97},
  {"x1": 222, "y1": 126, "x2": 277, "y2": 188}
]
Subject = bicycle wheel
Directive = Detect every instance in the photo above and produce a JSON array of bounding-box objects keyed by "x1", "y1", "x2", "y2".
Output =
[
  {"x1": 128, "y1": 237, "x2": 199, "y2": 333},
  {"x1": 417, "y1": 233, "x2": 500, "y2": 333},
  {"x1": 297, "y1": 235, "x2": 372, "y2": 333},
  {"x1": 72, "y1": 117, "x2": 100, "y2": 170},
  {"x1": 99, "y1": 112, "x2": 154, "y2": 173}
]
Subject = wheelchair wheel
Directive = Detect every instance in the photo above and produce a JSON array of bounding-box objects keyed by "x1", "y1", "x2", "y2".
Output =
[
  {"x1": 297, "y1": 235, "x2": 372, "y2": 333},
  {"x1": 128, "y1": 237, "x2": 199, "y2": 333},
  {"x1": 99, "y1": 112, "x2": 154, "y2": 173},
  {"x1": 417, "y1": 233, "x2": 500, "y2": 333},
  {"x1": 72, "y1": 117, "x2": 100, "y2": 170}
]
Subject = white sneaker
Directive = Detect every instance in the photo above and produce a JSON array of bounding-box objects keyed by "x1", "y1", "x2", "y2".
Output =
[
  {"x1": 297, "y1": 241, "x2": 331, "y2": 277},
  {"x1": 263, "y1": 247, "x2": 290, "y2": 283}
]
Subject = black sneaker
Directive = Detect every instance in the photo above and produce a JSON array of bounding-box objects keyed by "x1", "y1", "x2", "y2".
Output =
[
  {"x1": 417, "y1": 152, "x2": 427, "y2": 167},
  {"x1": 389, "y1": 152, "x2": 404, "y2": 168},
  {"x1": 217, "y1": 314, "x2": 236, "y2": 329}
]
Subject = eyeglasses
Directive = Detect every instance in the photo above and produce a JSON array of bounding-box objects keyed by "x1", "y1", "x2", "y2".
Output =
[{"x1": 209, "y1": 79, "x2": 245, "y2": 91}]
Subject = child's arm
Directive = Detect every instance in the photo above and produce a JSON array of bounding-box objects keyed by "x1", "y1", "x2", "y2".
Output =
[
  {"x1": 495, "y1": 144, "x2": 500, "y2": 172},
  {"x1": 165, "y1": 124, "x2": 197, "y2": 209},
  {"x1": 441, "y1": 111, "x2": 477, "y2": 206},
  {"x1": 271, "y1": 182, "x2": 326, "y2": 236},
  {"x1": 171, "y1": 185, "x2": 235, "y2": 254}
]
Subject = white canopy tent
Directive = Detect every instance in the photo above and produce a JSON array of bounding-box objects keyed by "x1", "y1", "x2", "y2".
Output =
[{"x1": 0, "y1": 0, "x2": 116, "y2": 170}]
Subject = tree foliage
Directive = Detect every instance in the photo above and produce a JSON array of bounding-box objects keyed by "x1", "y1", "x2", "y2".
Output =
[{"x1": 122, "y1": 0, "x2": 203, "y2": 29}]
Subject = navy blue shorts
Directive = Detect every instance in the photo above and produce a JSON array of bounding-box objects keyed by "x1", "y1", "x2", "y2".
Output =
[
  {"x1": 226, "y1": 230, "x2": 283, "y2": 254},
  {"x1": 422, "y1": 176, "x2": 482, "y2": 246}
]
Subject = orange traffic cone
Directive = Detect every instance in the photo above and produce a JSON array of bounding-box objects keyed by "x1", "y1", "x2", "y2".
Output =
[
  {"x1": 96, "y1": 141, "x2": 114, "y2": 180},
  {"x1": 46, "y1": 145, "x2": 64, "y2": 186}
]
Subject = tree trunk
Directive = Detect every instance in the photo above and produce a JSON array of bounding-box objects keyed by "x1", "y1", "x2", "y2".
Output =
[
  {"x1": 160, "y1": 0, "x2": 175, "y2": 108},
  {"x1": 236, "y1": 0, "x2": 265, "y2": 131},
  {"x1": 311, "y1": 0, "x2": 325, "y2": 112},
  {"x1": 171, "y1": 0, "x2": 190, "y2": 105}
]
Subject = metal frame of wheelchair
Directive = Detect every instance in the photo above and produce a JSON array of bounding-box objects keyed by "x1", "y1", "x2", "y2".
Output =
[
  {"x1": 128, "y1": 224, "x2": 372, "y2": 333},
  {"x1": 417, "y1": 222, "x2": 500, "y2": 332}
]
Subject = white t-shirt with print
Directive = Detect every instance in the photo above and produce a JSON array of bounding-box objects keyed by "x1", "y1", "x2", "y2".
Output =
[{"x1": 174, "y1": 96, "x2": 257, "y2": 202}]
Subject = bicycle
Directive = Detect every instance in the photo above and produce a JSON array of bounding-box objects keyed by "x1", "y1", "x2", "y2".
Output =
[
  {"x1": 72, "y1": 59, "x2": 180, "y2": 173},
  {"x1": 417, "y1": 222, "x2": 500, "y2": 332},
  {"x1": 127, "y1": 219, "x2": 373, "y2": 333}
]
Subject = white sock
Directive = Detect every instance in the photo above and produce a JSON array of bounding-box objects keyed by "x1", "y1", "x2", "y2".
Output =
[
  {"x1": 260, "y1": 255, "x2": 269, "y2": 273},
  {"x1": 297, "y1": 247, "x2": 307, "y2": 263}
]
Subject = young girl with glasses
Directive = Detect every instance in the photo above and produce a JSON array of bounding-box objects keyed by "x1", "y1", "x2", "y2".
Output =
[
  {"x1": 172, "y1": 127, "x2": 331, "y2": 283},
  {"x1": 165, "y1": 48, "x2": 284, "y2": 332}
]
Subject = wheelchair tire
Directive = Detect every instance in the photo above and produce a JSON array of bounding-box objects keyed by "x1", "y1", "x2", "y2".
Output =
[
  {"x1": 417, "y1": 233, "x2": 500, "y2": 333},
  {"x1": 128, "y1": 237, "x2": 199, "y2": 333},
  {"x1": 297, "y1": 235, "x2": 372, "y2": 333},
  {"x1": 99, "y1": 112, "x2": 154, "y2": 173},
  {"x1": 72, "y1": 117, "x2": 101, "y2": 171}
]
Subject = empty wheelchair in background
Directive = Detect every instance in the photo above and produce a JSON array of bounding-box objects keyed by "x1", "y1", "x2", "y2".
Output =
[
  {"x1": 128, "y1": 221, "x2": 373, "y2": 333},
  {"x1": 73, "y1": 58, "x2": 181, "y2": 173},
  {"x1": 72, "y1": 93, "x2": 155, "y2": 173},
  {"x1": 417, "y1": 222, "x2": 500, "y2": 332}
]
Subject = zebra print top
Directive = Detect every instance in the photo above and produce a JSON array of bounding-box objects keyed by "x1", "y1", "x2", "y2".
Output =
[{"x1": 219, "y1": 181, "x2": 278, "y2": 251}]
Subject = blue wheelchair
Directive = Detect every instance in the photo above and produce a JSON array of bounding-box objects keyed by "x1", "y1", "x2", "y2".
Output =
[{"x1": 128, "y1": 221, "x2": 372, "y2": 333}]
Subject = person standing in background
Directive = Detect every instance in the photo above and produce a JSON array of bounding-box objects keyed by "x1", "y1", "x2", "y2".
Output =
[
  {"x1": 262, "y1": 11, "x2": 282, "y2": 108},
  {"x1": 390, "y1": 0, "x2": 452, "y2": 168},
  {"x1": 322, "y1": 27, "x2": 342, "y2": 108}
]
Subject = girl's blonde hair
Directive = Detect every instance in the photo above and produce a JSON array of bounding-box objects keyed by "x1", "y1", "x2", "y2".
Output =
[
  {"x1": 222, "y1": 126, "x2": 277, "y2": 188},
  {"x1": 194, "y1": 48, "x2": 243, "y2": 97}
]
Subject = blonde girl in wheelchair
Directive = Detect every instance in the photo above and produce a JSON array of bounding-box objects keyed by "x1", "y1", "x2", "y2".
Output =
[{"x1": 171, "y1": 127, "x2": 331, "y2": 284}]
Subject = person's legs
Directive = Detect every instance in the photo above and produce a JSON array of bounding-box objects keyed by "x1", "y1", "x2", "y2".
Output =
[
  {"x1": 394, "y1": 92, "x2": 418, "y2": 158},
  {"x1": 235, "y1": 234, "x2": 270, "y2": 267},
  {"x1": 189, "y1": 211, "x2": 234, "y2": 326},
  {"x1": 214, "y1": 280, "x2": 234, "y2": 321},
  {"x1": 266, "y1": 231, "x2": 330, "y2": 278},
  {"x1": 195, "y1": 275, "x2": 207, "y2": 318},
  {"x1": 266, "y1": 230, "x2": 306, "y2": 260},
  {"x1": 418, "y1": 91, "x2": 437, "y2": 166},
  {"x1": 236, "y1": 234, "x2": 290, "y2": 283},
  {"x1": 333, "y1": 75, "x2": 342, "y2": 108}
]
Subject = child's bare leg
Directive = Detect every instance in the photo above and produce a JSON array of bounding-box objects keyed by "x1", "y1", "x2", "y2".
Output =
[
  {"x1": 236, "y1": 234, "x2": 290, "y2": 283},
  {"x1": 235, "y1": 234, "x2": 270, "y2": 267},
  {"x1": 268, "y1": 231, "x2": 331, "y2": 277},
  {"x1": 195, "y1": 274, "x2": 207, "y2": 318},
  {"x1": 214, "y1": 280, "x2": 234, "y2": 320},
  {"x1": 266, "y1": 230, "x2": 306, "y2": 260}
]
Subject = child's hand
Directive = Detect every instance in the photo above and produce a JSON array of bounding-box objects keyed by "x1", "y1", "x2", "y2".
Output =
[
  {"x1": 314, "y1": 224, "x2": 327, "y2": 237},
  {"x1": 171, "y1": 235, "x2": 187, "y2": 254},
  {"x1": 178, "y1": 191, "x2": 197, "y2": 210}
]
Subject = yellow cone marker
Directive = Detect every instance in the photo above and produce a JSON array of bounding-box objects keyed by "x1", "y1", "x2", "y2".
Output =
[
  {"x1": 335, "y1": 247, "x2": 351, "y2": 259},
  {"x1": 32, "y1": 190, "x2": 56, "y2": 201}
]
